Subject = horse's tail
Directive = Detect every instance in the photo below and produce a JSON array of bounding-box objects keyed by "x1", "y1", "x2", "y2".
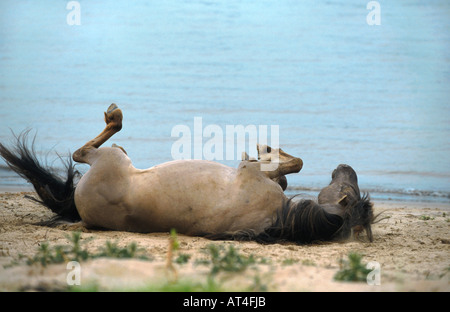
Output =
[
  {"x1": 0, "y1": 131, "x2": 81, "y2": 225},
  {"x1": 205, "y1": 194, "x2": 375, "y2": 244}
]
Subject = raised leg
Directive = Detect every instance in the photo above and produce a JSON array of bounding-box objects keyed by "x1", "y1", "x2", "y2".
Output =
[
  {"x1": 240, "y1": 145, "x2": 302, "y2": 191},
  {"x1": 72, "y1": 103, "x2": 123, "y2": 164},
  {"x1": 256, "y1": 144, "x2": 303, "y2": 179}
]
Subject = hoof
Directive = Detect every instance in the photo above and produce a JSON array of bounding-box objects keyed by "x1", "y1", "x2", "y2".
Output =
[
  {"x1": 104, "y1": 103, "x2": 123, "y2": 130},
  {"x1": 107, "y1": 103, "x2": 119, "y2": 114}
]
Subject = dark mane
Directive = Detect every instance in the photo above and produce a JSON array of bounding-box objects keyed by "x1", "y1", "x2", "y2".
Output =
[
  {"x1": 338, "y1": 193, "x2": 375, "y2": 241},
  {"x1": 204, "y1": 194, "x2": 375, "y2": 244},
  {"x1": 258, "y1": 197, "x2": 344, "y2": 244}
]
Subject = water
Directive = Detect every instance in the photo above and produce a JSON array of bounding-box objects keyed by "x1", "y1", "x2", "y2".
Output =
[{"x1": 1, "y1": 1, "x2": 449, "y2": 203}]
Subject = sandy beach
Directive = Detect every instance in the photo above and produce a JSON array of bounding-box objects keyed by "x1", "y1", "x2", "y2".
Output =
[{"x1": 0, "y1": 191, "x2": 449, "y2": 292}]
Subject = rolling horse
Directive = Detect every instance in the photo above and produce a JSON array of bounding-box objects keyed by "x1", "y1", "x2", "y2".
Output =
[{"x1": 0, "y1": 104, "x2": 375, "y2": 244}]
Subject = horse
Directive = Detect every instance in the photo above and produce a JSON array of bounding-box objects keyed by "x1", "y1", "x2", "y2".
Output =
[{"x1": 0, "y1": 104, "x2": 375, "y2": 244}]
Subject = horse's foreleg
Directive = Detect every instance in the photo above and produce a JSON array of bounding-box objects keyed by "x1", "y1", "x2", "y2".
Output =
[
  {"x1": 257, "y1": 145, "x2": 303, "y2": 179},
  {"x1": 270, "y1": 152, "x2": 303, "y2": 177},
  {"x1": 73, "y1": 103, "x2": 123, "y2": 164},
  {"x1": 239, "y1": 146, "x2": 301, "y2": 191}
]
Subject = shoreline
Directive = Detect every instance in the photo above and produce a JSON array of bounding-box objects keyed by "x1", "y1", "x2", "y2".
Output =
[
  {"x1": 2, "y1": 185, "x2": 450, "y2": 208},
  {"x1": 0, "y1": 191, "x2": 449, "y2": 291},
  {"x1": 0, "y1": 186, "x2": 34, "y2": 193}
]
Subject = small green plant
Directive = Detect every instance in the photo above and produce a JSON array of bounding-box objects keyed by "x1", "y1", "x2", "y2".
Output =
[
  {"x1": 334, "y1": 252, "x2": 371, "y2": 282},
  {"x1": 248, "y1": 274, "x2": 268, "y2": 292},
  {"x1": 28, "y1": 242, "x2": 53, "y2": 267},
  {"x1": 97, "y1": 241, "x2": 148, "y2": 260},
  {"x1": 198, "y1": 244, "x2": 256, "y2": 275},
  {"x1": 66, "y1": 231, "x2": 90, "y2": 262},
  {"x1": 169, "y1": 228, "x2": 180, "y2": 251},
  {"x1": 166, "y1": 228, "x2": 182, "y2": 282},
  {"x1": 27, "y1": 232, "x2": 89, "y2": 266},
  {"x1": 419, "y1": 215, "x2": 434, "y2": 221},
  {"x1": 175, "y1": 253, "x2": 191, "y2": 264}
]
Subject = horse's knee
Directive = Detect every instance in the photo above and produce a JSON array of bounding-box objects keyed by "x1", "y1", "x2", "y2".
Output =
[
  {"x1": 72, "y1": 149, "x2": 84, "y2": 163},
  {"x1": 73, "y1": 146, "x2": 95, "y2": 164}
]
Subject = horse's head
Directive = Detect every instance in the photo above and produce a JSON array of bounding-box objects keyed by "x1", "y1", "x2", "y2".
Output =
[
  {"x1": 333, "y1": 165, "x2": 374, "y2": 242},
  {"x1": 320, "y1": 164, "x2": 375, "y2": 242},
  {"x1": 331, "y1": 164, "x2": 358, "y2": 185},
  {"x1": 330, "y1": 164, "x2": 362, "y2": 207},
  {"x1": 343, "y1": 194, "x2": 374, "y2": 242},
  {"x1": 319, "y1": 164, "x2": 360, "y2": 207}
]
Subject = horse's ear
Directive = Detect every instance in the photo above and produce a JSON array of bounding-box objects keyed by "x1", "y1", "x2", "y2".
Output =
[{"x1": 338, "y1": 195, "x2": 348, "y2": 206}]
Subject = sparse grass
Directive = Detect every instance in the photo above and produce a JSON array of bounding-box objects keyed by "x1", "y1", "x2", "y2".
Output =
[
  {"x1": 26, "y1": 231, "x2": 151, "y2": 267},
  {"x1": 69, "y1": 277, "x2": 225, "y2": 292},
  {"x1": 175, "y1": 253, "x2": 191, "y2": 264},
  {"x1": 96, "y1": 241, "x2": 149, "y2": 260},
  {"x1": 142, "y1": 277, "x2": 224, "y2": 292},
  {"x1": 197, "y1": 244, "x2": 256, "y2": 275},
  {"x1": 282, "y1": 258, "x2": 299, "y2": 266},
  {"x1": 257, "y1": 257, "x2": 272, "y2": 265},
  {"x1": 248, "y1": 274, "x2": 269, "y2": 292},
  {"x1": 27, "y1": 232, "x2": 89, "y2": 266},
  {"x1": 334, "y1": 252, "x2": 371, "y2": 282},
  {"x1": 25, "y1": 232, "x2": 271, "y2": 292},
  {"x1": 419, "y1": 215, "x2": 434, "y2": 221},
  {"x1": 301, "y1": 259, "x2": 316, "y2": 266}
]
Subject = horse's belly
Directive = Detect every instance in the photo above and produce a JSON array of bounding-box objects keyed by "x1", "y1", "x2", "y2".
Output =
[
  {"x1": 75, "y1": 159, "x2": 285, "y2": 234},
  {"x1": 129, "y1": 160, "x2": 285, "y2": 234}
]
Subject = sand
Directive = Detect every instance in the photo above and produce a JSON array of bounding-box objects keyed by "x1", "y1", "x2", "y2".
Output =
[{"x1": 0, "y1": 191, "x2": 449, "y2": 292}]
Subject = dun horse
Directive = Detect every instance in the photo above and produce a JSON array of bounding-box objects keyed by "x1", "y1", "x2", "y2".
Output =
[{"x1": 0, "y1": 104, "x2": 375, "y2": 243}]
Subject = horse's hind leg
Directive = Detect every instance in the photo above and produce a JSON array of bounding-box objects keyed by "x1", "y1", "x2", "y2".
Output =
[{"x1": 73, "y1": 103, "x2": 123, "y2": 164}]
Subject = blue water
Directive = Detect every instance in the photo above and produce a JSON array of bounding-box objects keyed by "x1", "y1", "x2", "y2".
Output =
[{"x1": 1, "y1": 1, "x2": 449, "y2": 203}]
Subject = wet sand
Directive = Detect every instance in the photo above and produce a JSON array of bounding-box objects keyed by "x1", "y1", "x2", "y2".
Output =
[{"x1": 0, "y1": 192, "x2": 449, "y2": 291}]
